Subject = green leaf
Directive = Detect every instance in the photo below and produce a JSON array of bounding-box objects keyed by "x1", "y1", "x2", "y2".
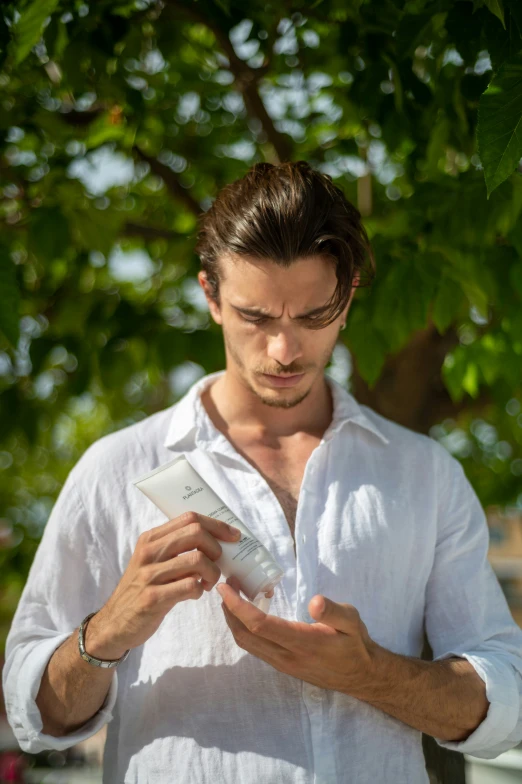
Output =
[
  {"x1": 0, "y1": 13, "x2": 11, "y2": 70},
  {"x1": 0, "y1": 388, "x2": 19, "y2": 442},
  {"x1": 371, "y1": 255, "x2": 438, "y2": 352},
  {"x1": 28, "y1": 337, "x2": 56, "y2": 376},
  {"x1": 84, "y1": 116, "x2": 128, "y2": 150},
  {"x1": 509, "y1": 260, "x2": 522, "y2": 296},
  {"x1": 432, "y1": 274, "x2": 464, "y2": 334},
  {"x1": 52, "y1": 296, "x2": 94, "y2": 339},
  {"x1": 154, "y1": 330, "x2": 190, "y2": 373},
  {"x1": 65, "y1": 203, "x2": 125, "y2": 256},
  {"x1": 403, "y1": 259, "x2": 439, "y2": 332},
  {"x1": 44, "y1": 15, "x2": 69, "y2": 62},
  {"x1": 483, "y1": 1, "x2": 520, "y2": 73},
  {"x1": 12, "y1": 0, "x2": 61, "y2": 66},
  {"x1": 395, "y1": 11, "x2": 436, "y2": 61},
  {"x1": 213, "y1": 0, "x2": 231, "y2": 16},
  {"x1": 98, "y1": 338, "x2": 136, "y2": 390},
  {"x1": 435, "y1": 247, "x2": 495, "y2": 318},
  {"x1": 441, "y1": 346, "x2": 468, "y2": 403},
  {"x1": 511, "y1": 308, "x2": 522, "y2": 343},
  {"x1": 461, "y1": 361, "x2": 480, "y2": 398},
  {"x1": 346, "y1": 306, "x2": 388, "y2": 387},
  {"x1": 505, "y1": 0, "x2": 522, "y2": 37},
  {"x1": 425, "y1": 116, "x2": 451, "y2": 179},
  {"x1": 68, "y1": 346, "x2": 92, "y2": 396},
  {"x1": 28, "y1": 208, "x2": 71, "y2": 263},
  {"x1": 476, "y1": 333, "x2": 507, "y2": 384},
  {"x1": 484, "y1": 0, "x2": 506, "y2": 29},
  {"x1": 0, "y1": 247, "x2": 20, "y2": 348},
  {"x1": 477, "y1": 52, "x2": 522, "y2": 197}
]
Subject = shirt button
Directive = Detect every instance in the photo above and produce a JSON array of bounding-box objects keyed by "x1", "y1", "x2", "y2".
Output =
[
  {"x1": 309, "y1": 688, "x2": 322, "y2": 702},
  {"x1": 301, "y1": 533, "x2": 306, "y2": 543}
]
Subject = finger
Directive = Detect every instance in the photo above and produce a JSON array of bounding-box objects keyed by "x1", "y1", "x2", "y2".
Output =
[
  {"x1": 151, "y1": 575, "x2": 205, "y2": 605},
  {"x1": 217, "y1": 583, "x2": 312, "y2": 650},
  {"x1": 146, "y1": 512, "x2": 241, "y2": 544},
  {"x1": 226, "y1": 575, "x2": 242, "y2": 593},
  {"x1": 151, "y1": 551, "x2": 221, "y2": 587},
  {"x1": 221, "y1": 602, "x2": 289, "y2": 658},
  {"x1": 147, "y1": 526, "x2": 226, "y2": 565},
  {"x1": 225, "y1": 576, "x2": 275, "y2": 600}
]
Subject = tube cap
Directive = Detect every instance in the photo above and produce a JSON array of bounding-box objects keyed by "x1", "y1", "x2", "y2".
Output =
[
  {"x1": 253, "y1": 593, "x2": 273, "y2": 613},
  {"x1": 241, "y1": 562, "x2": 284, "y2": 602}
]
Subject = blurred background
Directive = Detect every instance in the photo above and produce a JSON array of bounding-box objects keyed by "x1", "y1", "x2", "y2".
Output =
[{"x1": 1, "y1": 0, "x2": 522, "y2": 782}]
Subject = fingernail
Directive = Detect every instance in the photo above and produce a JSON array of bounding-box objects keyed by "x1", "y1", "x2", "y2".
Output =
[{"x1": 227, "y1": 525, "x2": 241, "y2": 536}]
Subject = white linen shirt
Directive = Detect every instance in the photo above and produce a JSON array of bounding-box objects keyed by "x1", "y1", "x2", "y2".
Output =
[{"x1": 3, "y1": 368, "x2": 522, "y2": 783}]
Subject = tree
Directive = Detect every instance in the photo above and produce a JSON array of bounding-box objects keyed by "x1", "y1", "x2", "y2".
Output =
[{"x1": 1, "y1": 1, "x2": 522, "y2": 780}]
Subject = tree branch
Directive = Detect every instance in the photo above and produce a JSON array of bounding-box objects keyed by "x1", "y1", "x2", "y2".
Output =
[
  {"x1": 162, "y1": 0, "x2": 293, "y2": 162},
  {"x1": 122, "y1": 222, "x2": 177, "y2": 240},
  {"x1": 133, "y1": 145, "x2": 202, "y2": 216},
  {"x1": 58, "y1": 106, "x2": 107, "y2": 127}
]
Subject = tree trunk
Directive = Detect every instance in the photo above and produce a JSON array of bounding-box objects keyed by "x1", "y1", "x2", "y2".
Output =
[{"x1": 349, "y1": 319, "x2": 492, "y2": 435}]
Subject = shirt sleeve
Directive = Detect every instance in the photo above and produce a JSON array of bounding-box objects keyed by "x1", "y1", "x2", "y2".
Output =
[
  {"x1": 2, "y1": 462, "x2": 120, "y2": 753},
  {"x1": 424, "y1": 444, "x2": 522, "y2": 760}
]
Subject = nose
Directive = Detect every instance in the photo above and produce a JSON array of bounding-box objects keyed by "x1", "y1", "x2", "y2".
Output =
[{"x1": 266, "y1": 327, "x2": 304, "y2": 368}]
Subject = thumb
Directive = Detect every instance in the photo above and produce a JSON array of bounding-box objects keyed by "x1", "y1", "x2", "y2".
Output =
[{"x1": 308, "y1": 595, "x2": 358, "y2": 633}]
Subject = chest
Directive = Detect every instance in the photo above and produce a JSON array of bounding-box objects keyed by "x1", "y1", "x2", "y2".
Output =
[{"x1": 233, "y1": 437, "x2": 322, "y2": 541}]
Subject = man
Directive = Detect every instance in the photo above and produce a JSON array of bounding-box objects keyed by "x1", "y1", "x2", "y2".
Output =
[{"x1": 3, "y1": 161, "x2": 522, "y2": 783}]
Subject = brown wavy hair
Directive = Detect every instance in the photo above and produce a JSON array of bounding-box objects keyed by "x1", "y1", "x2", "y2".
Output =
[{"x1": 194, "y1": 160, "x2": 376, "y2": 329}]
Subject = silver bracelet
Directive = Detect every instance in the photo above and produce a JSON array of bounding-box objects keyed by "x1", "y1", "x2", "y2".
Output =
[{"x1": 78, "y1": 611, "x2": 130, "y2": 669}]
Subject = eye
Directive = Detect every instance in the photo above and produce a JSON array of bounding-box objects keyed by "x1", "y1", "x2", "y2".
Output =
[
  {"x1": 239, "y1": 314, "x2": 321, "y2": 328},
  {"x1": 241, "y1": 315, "x2": 267, "y2": 325}
]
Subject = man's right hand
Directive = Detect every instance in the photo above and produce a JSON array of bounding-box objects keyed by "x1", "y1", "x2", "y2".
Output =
[{"x1": 85, "y1": 512, "x2": 242, "y2": 659}]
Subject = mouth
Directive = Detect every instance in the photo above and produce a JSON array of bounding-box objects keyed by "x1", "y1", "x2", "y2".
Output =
[{"x1": 262, "y1": 373, "x2": 305, "y2": 387}]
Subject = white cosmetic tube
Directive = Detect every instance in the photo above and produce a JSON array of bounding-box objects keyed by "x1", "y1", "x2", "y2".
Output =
[{"x1": 132, "y1": 456, "x2": 284, "y2": 610}]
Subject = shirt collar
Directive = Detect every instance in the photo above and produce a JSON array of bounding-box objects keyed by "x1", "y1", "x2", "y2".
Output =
[{"x1": 163, "y1": 369, "x2": 389, "y2": 452}]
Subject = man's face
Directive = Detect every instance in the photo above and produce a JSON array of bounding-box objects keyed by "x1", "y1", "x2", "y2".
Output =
[{"x1": 198, "y1": 253, "x2": 357, "y2": 410}]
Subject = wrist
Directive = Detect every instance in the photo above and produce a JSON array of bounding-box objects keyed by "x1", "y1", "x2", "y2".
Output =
[
  {"x1": 83, "y1": 611, "x2": 128, "y2": 661},
  {"x1": 353, "y1": 643, "x2": 431, "y2": 706},
  {"x1": 350, "y1": 642, "x2": 395, "y2": 702}
]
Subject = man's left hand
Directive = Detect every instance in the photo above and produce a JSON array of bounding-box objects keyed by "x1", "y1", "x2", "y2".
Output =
[{"x1": 216, "y1": 576, "x2": 378, "y2": 696}]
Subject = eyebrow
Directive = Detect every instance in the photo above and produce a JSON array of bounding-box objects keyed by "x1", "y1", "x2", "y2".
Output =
[{"x1": 231, "y1": 304, "x2": 328, "y2": 319}]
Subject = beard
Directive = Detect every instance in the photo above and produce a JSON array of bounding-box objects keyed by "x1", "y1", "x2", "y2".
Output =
[{"x1": 221, "y1": 324, "x2": 339, "y2": 410}]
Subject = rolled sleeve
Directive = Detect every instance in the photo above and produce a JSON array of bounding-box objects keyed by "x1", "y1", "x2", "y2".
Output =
[
  {"x1": 425, "y1": 444, "x2": 522, "y2": 759},
  {"x1": 2, "y1": 463, "x2": 120, "y2": 753},
  {"x1": 432, "y1": 649, "x2": 521, "y2": 757},
  {"x1": 4, "y1": 635, "x2": 119, "y2": 754}
]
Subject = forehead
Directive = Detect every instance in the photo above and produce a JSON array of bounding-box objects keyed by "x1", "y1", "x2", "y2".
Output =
[{"x1": 218, "y1": 253, "x2": 337, "y2": 299}]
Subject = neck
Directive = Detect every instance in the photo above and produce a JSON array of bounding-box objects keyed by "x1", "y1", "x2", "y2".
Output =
[{"x1": 202, "y1": 368, "x2": 334, "y2": 441}]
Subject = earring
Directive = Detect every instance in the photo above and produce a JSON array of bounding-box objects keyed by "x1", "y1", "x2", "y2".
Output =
[{"x1": 340, "y1": 322, "x2": 346, "y2": 331}]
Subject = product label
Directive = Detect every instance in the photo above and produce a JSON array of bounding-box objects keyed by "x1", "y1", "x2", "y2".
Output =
[
  {"x1": 232, "y1": 535, "x2": 262, "y2": 562},
  {"x1": 182, "y1": 485, "x2": 204, "y2": 500},
  {"x1": 208, "y1": 503, "x2": 263, "y2": 561}
]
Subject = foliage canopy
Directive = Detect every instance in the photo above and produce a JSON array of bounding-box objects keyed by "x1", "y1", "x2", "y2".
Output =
[{"x1": 1, "y1": 0, "x2": 522, "y2": 651}]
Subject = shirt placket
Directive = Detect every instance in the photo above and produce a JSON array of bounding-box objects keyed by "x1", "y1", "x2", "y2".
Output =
[
  {"x1": 200, "y1": 422, "x2": 339, "y2": 784},
  {"x1": 213, "y1": 435, "x2": 324, "y2": 619},
  {"x1": 293, "y1": 444, "x2": 339, "y2": 784},
  {"x1": 239, "y1": 441, "x2": 337, "y2": 784}
]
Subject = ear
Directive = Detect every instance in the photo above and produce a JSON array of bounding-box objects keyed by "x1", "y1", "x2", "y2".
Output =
[
  {"x1": 198, "y1": 271, "x2": 223, "y2": 325},
  {"x1": 342, "y1": 273, "x2": 360, "y2": 321}
]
